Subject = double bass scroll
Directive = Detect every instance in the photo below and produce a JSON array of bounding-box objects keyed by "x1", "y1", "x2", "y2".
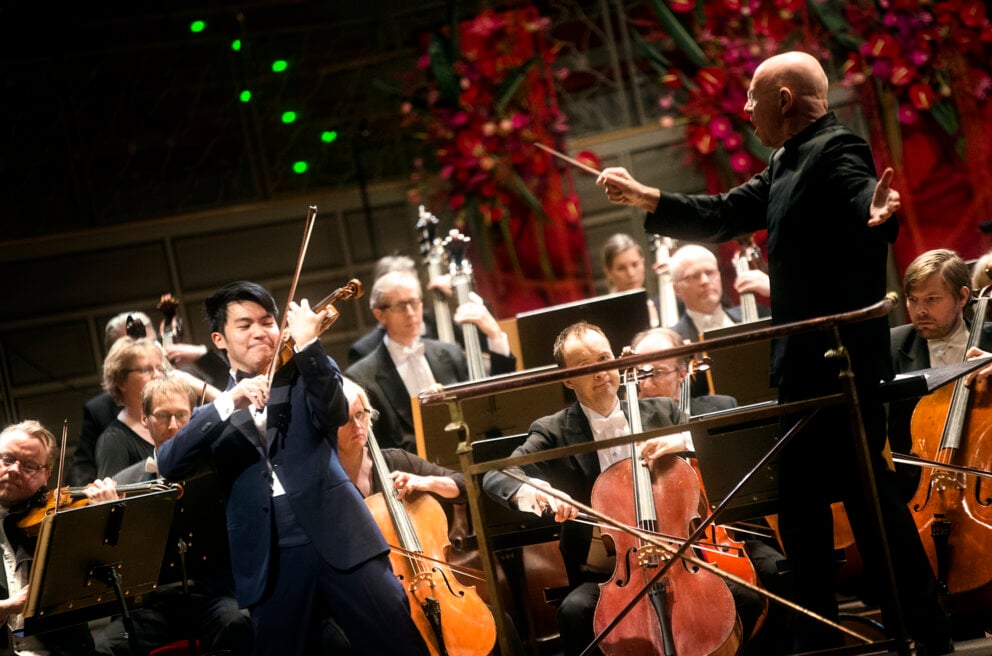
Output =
[
  {"x1": 443, "y1": 230, "x2": 486, "y2": 381},
  {"x1": 417, "y1": 207, "x2": 457, "y2": 345},
  {"x1": 731, "y1": 236, "x2": 763, "y2": 324}
]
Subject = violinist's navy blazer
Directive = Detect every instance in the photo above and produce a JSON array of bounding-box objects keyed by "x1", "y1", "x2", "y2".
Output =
[{"x1": 157, "y1": 341, "x2": 426, "y2": 655}]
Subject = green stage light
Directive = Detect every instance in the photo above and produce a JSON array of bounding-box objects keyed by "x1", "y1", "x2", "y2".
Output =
[
  {"x1": 190, "y1": 20, "x2": 206, "y2": 33},
  {"x1": 321, "y1": 130, "x2": 338, "y2": 143},
  {"x1": 272, "y1": 60, "x2": 288, "y2": 73},
  {"x1": 231, "y1": 39, "x2": 242, "y2": 51},
  {"x1": 281, "y1": 111, "x2": 297, "y2": 124},
  {"x1": 293, "y1": 161, "x2": 309, "y2": 174},
  {"x1": 239, "y1": 90, "x2": 251, "y2": 103}
]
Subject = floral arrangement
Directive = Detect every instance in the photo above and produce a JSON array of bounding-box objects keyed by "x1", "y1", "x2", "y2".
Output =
[{"x1": 404, "y1": 7, "x2": 591, "y2": 314}]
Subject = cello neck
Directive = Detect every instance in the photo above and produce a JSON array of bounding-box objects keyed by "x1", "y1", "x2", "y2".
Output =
[
  {"x1": 941, "y1": 294, "x2": 991, "y2": 451},
  {"x1": 621, "y1": 369, "x2": 657, "y2": 529},
  {"x1": 732, "y1": 236, "x2": 762, "y2": 324},
  {"x1": 366, "y1": 430, "x2": 423, "y2": 554}
]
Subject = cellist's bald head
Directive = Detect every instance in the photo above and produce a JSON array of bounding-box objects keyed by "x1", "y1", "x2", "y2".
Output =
[{"x1": 745, "y1": 51, "x2": 829, "y2": 148}]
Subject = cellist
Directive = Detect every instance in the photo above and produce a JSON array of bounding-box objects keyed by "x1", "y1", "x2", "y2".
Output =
[
  {"x1": 889, "y1": 249, "x2": 992, "y2": 498},
  {"x1": 632, "y1": 327, "x2": 792, "y2": 656},
  {"x1": 483, "y1": 321, "x2": 757, "y2": 656}
]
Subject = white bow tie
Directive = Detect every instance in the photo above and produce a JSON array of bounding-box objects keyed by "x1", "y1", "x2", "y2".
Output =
[
  {"x1": 591, "y1": 411, "x2": 628, "y2": 437},
  {"x1": 392, "y1": 341, "x2": 425, "y2": 364}
]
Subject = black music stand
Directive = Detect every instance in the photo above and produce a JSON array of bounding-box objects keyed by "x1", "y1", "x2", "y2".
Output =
[{"x1": 22, "y1": 487, "x2": 180, "y2": 639}]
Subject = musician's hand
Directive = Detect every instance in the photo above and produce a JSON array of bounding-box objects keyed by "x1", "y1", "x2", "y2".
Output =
[
  {"x1": 390, "y1": 471, "x2": 460, "y2": 500},
  {"x1": 0, "y1": 586, "x2": 28, "y2": 621},
  {"x1": 286, "y1": 299, "x2": 326, "y2": 348},
  {"x1": 515, "y1": 480, "x2": 579, "y2": 522},
  {"x1": 426, "y1": 275, "x2": 454, "y2": 298},
  {"x1": 84, "y1": 477, "x2": 119, "y2": 503},
  {"x1": 964, "y1": 347, "x2": 992, "y2": 387},
  {"x1": 868, "y1": 168, "x2": 900, "y2": 227},
  {"x1": 639, "y1": 434, "x2": 690, "y2": 467},
  {"x1": 734, "y1": 270, "x2": 770, "y2": 297},
  {"x1": 454, "y1": 299, "x2": 501, "y2": 340},
  {"x1": 164, "y1": 343, "x2": 208, "y2": 366},
  {"x1": 597, "y1": 167, "x2": 661, "y2": 213},
  {"x1": 651, "y1": 259, "x2": 671, "y2": 276},
  {"x1": 171, "y1": 369, "x2": 221, "y2": 404},
  {"x1": 230, "y1": 375, "x2": 270, "y2": 411}
]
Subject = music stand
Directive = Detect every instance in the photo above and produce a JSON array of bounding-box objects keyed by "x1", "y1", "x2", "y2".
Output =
[
  {"x1": 703, "y1": 318, "x2": 777, "y2": 405},
  {"x1": 23, "y1": 487, "x2": 180, "y2": 637}
]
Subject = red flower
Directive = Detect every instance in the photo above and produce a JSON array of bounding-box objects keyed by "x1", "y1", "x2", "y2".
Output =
[{"x1": 908, "y1": 82, "x2": 937, "y2": 110}]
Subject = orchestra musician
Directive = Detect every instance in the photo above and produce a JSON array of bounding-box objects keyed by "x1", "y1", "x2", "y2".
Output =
[
  {"x1": 346, "y1": 271, "x2": 515, "y2": 453},
  {"x1": 631, "y1": 327, "x2": 793, "y2": 655},
  {"x1": 599, "y1": 233, "x2": 659, "y2": 328},
  {"x1": 0, "y1": 420, "x2": 116, "y2": 655},
  {"x1": 99, "y1": 375, "x2": 252, "y2": 655},
  {"x1": 155, "y1": 281, "x2": 428, "y2": 656},
  {"x1": 597, "y1": 50, "x2": 952, "y2": 654},
  {"x1": 482, "y1": 322, "x2": 764, "y2": 656},
  {"x1": 889, "y1": 249, "x2": 992, "y2": 498},
  {"x1": 69, "y1": 311, "x2": 225, "y2": 487}
]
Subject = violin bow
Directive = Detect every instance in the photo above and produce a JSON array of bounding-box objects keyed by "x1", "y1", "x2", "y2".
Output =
[
  {"x1": 54, "y1": 419, "x2": 68, "y2": 517},
  {"x1": 498, "y1": 468, "x2": 872, "y2": 652},
  {"x1": 267, "y1": 205, "x2": 318, "y2": 386}
]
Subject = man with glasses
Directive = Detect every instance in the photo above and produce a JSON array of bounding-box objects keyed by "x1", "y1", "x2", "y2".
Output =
[
  {"x1": 99, "y1": 375, "x2": 252, "y2": 655},
  {"x1": 346, "y1": 271, "x2": 516, "y2": 452},
  {"x1": 0, "y1": 420, "x2": 115, "y2": 654}
]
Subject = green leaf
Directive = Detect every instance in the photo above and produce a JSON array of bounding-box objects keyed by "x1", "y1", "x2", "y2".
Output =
[
  {"x1": 645, "y1": 0, "x2": 710, "y2": 69},
  {"x1": 428, "y1": 33, "x2": 461, "y2": 103},
  {"x1": 742, "y1": 130, "x2": 773, "y2": 163},
  {"x1": 508, "y1": 171, "x2": 549, "y2": 221},
  {"x1": 497, "y1": 218, "x2": 524, "y2": 278},
  {"x1": 631, "y1": 29, "x2": 672, "y2": 78},
  {"x1": 930, "y1": 101, "x2": 960, "y2": 136},
  {"x1": 807, "y1": 0, "x2": 862, "y2": 51},
  {"x1": 496, "y1": 56, "x2": 539, "y2": 116}
]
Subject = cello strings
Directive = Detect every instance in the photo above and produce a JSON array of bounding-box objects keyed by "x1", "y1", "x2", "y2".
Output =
[
  {"x1": 500, "y1": 468, "x2": 872, "y2": 645},
  {"x1": 568, "y1": 516, "x2": 746, "y2": 558},
  {"x1": 385, "y1": 545, "x2": 487, "y2": 582}
]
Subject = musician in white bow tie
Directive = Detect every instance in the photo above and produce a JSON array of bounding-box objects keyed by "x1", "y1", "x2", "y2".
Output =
[
  {"x1": 346, "y1": 271, "x2": 516, "y2": 453},
  {"x1": 482, "y1": 321, "x2": 690, "y2": 656}
]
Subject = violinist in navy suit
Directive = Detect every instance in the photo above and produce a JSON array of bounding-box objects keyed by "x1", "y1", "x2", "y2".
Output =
[
  {"x1": 346, "y1": 271, "x2": 516, "y2": 453},
  {"x1": 156, "y1": 281, "x2": 427, "y2": 656}
]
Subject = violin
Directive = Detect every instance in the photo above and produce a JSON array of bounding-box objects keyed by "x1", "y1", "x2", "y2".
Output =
[
  {"x1": 363, "y1": 429, "x2": 496, "y2": 655},
  {"x1": 908, "y1": 287, "x2": 992, "y2": 601},
  {"x1": 17, "y1": 481, "x2": 174, "y2": 536},
  {"x1": 590, "y1": 364, "x2": 741, "y2": 656},
  {"x1": 263, "y1": 279, "x2": 363, "y2": 375},
  {"x1": 731, "y1": 235, "x2": 763, "y2": 324},
  {"x1": 417, "y1": 207, "x2": 457, "y2": 345}
]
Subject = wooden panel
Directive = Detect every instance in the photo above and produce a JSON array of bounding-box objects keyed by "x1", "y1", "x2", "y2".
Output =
[
  {"x1": 2, "y1": 321, "x2": 94, "y2": 386},
  {"x1": 0, "y1": 244, "x2": 171, "y2": 320}
]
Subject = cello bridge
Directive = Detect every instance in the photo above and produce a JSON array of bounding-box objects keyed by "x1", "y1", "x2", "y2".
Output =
[{"x1": 637, "y1": 545, "x2": 670, "y2": 567}]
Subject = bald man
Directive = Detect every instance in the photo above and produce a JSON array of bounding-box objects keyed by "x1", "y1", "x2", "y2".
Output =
[{"x1": 597, "y1": 51, "x2": 951, "y2": 654}]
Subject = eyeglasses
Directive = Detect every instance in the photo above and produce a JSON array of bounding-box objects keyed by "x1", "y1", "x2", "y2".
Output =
[
  {"x1": 349, "y1": 408, "x2": 379, "y2": 425},
  {"x1": 677, "y1": 268, "x2": 719, "y2": 284},
  {"x1": 381, "y1": 298, "x2": 423, "y2": 314},
  {"x1": 127, "y1": 366, "x2": 165, "y2": 376},
  {"x1": 0, "y1": 454, "x2": 47, "y2": 475},
  {"x1": 150, "y1": 410, "x2": 191, "y2": 424}
]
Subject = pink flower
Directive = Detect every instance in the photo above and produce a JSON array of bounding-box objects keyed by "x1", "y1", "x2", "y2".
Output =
[
  {"x1": 897, "y1": 104, "x2": 919, "y2": 124},
  {"x1": 722, "y1": 132, "x2": 743, "y2": 150},
  {"x1": 729, "y1": 151, "x2": 751, "y2": 173},
  {"x1": 709, "y1": 116, "x2": 733, "y2": 139}
]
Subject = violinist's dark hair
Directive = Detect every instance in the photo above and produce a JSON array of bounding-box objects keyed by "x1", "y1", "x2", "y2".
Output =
[
  {"x1": 204, "y1": 281, "x2": 279, "y2": 335},
  {"x1": 552, "y1": 321, "x2": 609, "y2": 368}
]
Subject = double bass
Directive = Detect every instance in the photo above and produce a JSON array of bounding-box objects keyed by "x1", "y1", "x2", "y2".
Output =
[
  {"x1": 443, "y1": 229, "x2": 486, "y2": 381},
  {"x1": 909, "y1": 288, "x2": 992, "y2": 602},
  {"x1": 363, "y1": 429, "x2": 497, "y2": 655},
  {"x1": 417, "y1": 207, "x2": 457, "y2": 345},
  {"x1": 731, "y1": 236, "x2": 762, "y2": 324},
  {"x1": 651, "y1": 234, "x2": 680, "y2": 328},
  {"x1": 590, "y1": 365, "x2": 741, "y2": 656}
]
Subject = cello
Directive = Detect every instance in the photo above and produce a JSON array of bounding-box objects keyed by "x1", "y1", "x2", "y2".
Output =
[
  {"x1": 590, "y1": 364, "x2": 741, "y2": 656},
  {"x1": 363, "y1": 428, "x2": 497, "y2": 656},
  {"x1": 908, "y1": 287, "x2": 992, "y2": 602}
]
